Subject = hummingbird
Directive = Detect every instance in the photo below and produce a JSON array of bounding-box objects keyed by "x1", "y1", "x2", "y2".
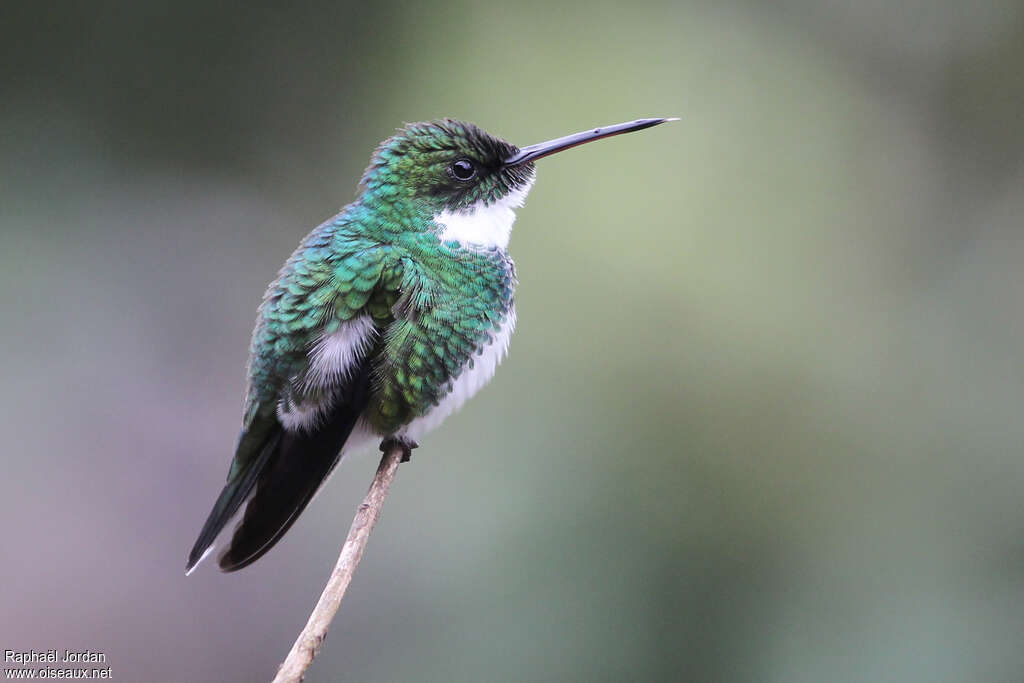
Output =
[{"x1": 187, "y1": 117, "x2": 674, "y2": 574}]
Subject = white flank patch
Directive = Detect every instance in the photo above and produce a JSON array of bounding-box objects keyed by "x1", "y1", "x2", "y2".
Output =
[
  {"x1": 277, "y1": 315, "x2": 377, "y2": 431},
  {"x1": 305, "y1": 316, "x2": 377, "y2": 390},
  {"x1": 403, "y1": 309, "x2": 516, "y2": 442},
  {"x1": 434, "y1": 177, "x2": 535, "y2": 249},
  {"x1": 276, "y1": 400, "x2": 327, "y2": 432}
]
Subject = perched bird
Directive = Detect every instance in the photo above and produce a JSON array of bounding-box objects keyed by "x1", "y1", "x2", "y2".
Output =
[{"x1": 187, "y1": 117, "x2": 674, "y2": 573}]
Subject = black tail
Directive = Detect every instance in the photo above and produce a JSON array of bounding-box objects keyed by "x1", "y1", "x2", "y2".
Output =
[
  {"x1": 186, "y1": 422, "x2": 281, "y2": 574},
  {"x1": 187, "y1": 366, "x2": 372, "y2": 573}
]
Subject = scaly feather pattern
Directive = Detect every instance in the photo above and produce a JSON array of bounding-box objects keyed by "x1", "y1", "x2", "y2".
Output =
[{"x1": 189, "y1": 116, "x2": 673, "y2": 572}]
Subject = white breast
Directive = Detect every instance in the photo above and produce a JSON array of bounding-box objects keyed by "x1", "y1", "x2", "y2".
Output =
[
  {"x1": 402, "y1": 309, "x2": 516, "y2": 442},
  {"x1": 433, "y1": 177, "x2": 535, "y2": 249}
]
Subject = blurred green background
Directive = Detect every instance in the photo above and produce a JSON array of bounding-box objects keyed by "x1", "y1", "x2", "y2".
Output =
[{"x1": 3, "y1": 1, "x2": 1024, "y2": 681}]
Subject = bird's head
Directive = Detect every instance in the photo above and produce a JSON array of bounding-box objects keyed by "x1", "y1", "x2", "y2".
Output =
[
  {"x1": 359, "y1": 119, "x2": 534, "y2": 215},
  {"x1": 358, "y1": 117, "x2": 675, "y2": 247}
]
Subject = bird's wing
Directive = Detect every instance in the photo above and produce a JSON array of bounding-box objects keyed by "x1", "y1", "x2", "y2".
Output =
[
  {"x1": 364, "y1": 250, "x2": 515, "y2": 434},
  {"x1": 187, "y1": 226, "x2": 399, "y2": 573}
]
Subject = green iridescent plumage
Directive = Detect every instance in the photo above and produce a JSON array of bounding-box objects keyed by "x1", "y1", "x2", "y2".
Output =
[
  {"x1": 245, "y1": 221, "x2": 515, "y2": 439},
  {"x1": 188, "y1": 116, "x2": 673, "y2": 573},
  {"x1": 188, "y1": 118, "x2": 530, "y2": 571},
  {"x1": 241, "y1": 118, "x2": 530, "y2": 442},
  {"x1": 360, "y1": 119, "x2": 533, "y2": 211}
]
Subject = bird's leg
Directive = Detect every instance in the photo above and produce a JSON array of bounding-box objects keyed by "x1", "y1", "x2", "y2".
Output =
[{"x1": 380, "y1": 436, "x2": 419, "y2": 463}]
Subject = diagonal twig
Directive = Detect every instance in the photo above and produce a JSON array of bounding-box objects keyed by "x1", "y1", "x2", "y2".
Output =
[{"x1": 272, "y1": 441, "x2": 407, "y2": 683}]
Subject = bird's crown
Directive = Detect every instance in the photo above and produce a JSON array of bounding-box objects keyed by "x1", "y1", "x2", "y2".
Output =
[{"x1": 358, "y1": 119, "x2": 536, "y2": 213}]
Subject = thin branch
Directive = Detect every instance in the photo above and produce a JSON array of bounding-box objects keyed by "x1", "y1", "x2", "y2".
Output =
[{"x1": 272, "y1": 441, "x2": 407, "y2": 683}]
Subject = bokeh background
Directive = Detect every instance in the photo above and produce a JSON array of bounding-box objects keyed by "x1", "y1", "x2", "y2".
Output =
[{"x1": 3, "y1": 1, "x2": 1024, "y2": 681}]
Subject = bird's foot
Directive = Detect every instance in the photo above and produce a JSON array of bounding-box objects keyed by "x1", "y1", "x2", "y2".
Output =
[{"x1": 381, "y1": 436, "x2": 419, "y2": 463}]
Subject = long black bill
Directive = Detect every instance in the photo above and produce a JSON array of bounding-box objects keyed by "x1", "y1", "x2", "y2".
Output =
[{"x1": 504, "y1": 117, "x2": 677, "y2": 166}]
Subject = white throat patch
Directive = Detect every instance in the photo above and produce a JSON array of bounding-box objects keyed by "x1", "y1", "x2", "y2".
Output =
[{"x1": 434, "y1": 177, "x2": 535, "y2": 250}]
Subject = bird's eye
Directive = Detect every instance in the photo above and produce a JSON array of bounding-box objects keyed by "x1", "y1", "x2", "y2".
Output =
[{"x1": 449, "y1": 159, "x2": 477, "y2": 181}]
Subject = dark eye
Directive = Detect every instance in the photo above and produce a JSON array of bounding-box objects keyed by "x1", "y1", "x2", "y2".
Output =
[{"x1": 449, "y1": 158, "x2": 477, "y2": 181}]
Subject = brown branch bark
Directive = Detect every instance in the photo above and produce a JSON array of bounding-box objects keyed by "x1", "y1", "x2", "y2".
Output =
[{"x1": 271, "y1": 442, "x2": 406, "y2": 683}]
